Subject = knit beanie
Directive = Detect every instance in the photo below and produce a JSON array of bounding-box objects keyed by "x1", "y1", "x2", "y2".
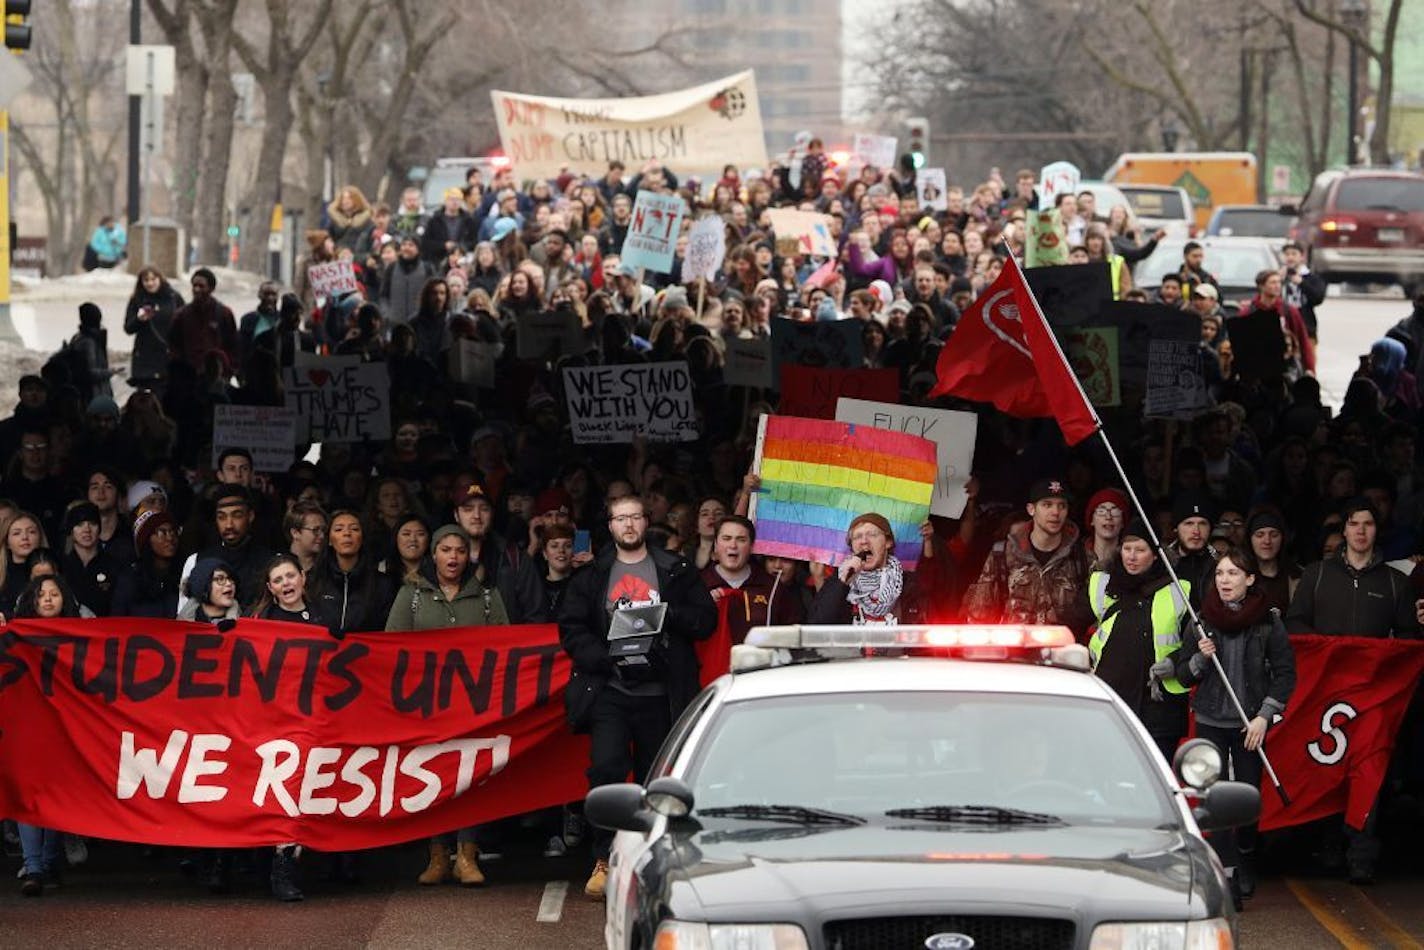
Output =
[
  {"x1": 845, "y1": 512, "x2": 895, "y2": 549},
  {"x1": 1120, "y1": 519, "x2": 1154, "y2": 546},
  {"x1": 1246, "y1": 509, "x2": 1286, "y2": 537},
  {"x1": 185, "y1": 557, "x2": 234, "y2": 604},
  {"x1": 1083, "y1": 488, "x2": 1130, "y2": 530},
  {"x1": 133, "y1": 509, "x2": 176, "y2": 552}
]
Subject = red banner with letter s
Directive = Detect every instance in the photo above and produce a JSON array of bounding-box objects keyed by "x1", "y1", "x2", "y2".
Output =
[
  {"x1": 1259, "y1": 635, "x2": 1424, "y2": 832},
  {"x1": 0, "y1": 618, "x2": 589, "y2": 850}
]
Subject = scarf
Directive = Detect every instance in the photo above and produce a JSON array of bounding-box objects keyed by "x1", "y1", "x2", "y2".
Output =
[
  {"x1": 846, "y1": 555, "x2": 903, "y2": 620},
  {"x1": 1104, "y1": 557, "x2": 1165, "y2": 600},
  {"x1": 1200, "y1": 583, "x2": 1269, "y2": 632}
]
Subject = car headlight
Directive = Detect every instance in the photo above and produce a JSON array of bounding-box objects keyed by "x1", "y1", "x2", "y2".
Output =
[
  {"x1": 653, "y1": 920, "x2": 810, "y2": 950},
  {"x1": 1089, "y1": 919, "x2": 1232, "y2": 950}
]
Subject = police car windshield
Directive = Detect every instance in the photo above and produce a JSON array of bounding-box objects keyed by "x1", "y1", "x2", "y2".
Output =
[{"x1": 687, "y1": 692, "x2": 1175, "y2": 828}]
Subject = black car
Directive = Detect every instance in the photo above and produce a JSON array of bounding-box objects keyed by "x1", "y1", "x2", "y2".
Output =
[{"x1": 588, "y1": 626, "x2": 1258, "y2": 950}]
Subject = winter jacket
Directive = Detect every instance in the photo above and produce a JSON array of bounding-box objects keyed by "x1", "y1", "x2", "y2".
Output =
[
  {"x1": 421, "y1": 211, "x2": 475, "y2": 264},
  {"x1": 558, "y1": 546, "x2": 718, "y2": 718},
  {"x1": 379, "y1": 257, "x2": 433, "y2": 325},
  {"x1": 124, "y1": 286, "x2": 183, "y2": 384},
  {"x1": 384, "y1": 571, "x2": 510, "y2": 631},
  {"x1": 110, "y1": 556, "x2": 182, "y2": 619},
  {"x1": 310, "y1": 552, "x2": 399, "y2": 637},
  {"x1": 1176, "y1": 604, "x2": 1296, "y2": 728},
  {"x1": 1165, "y1": 540, "x2": 1220, "y2": 610},
  {"x1": 326, "y1": 203, "x2": 375, "y2": 259},
  {"x1": 1286, "y1": 550, "x2": 1420, "y2": 638},
  {"x1": 169, "y1": 297, "x2": 239, "y2": 374},
  {"x1": 1235, "y1": 295, "x2": 1315, "y2": 374},
  {"x1": 964, "y1": 521, "x2": 1093, "y2": 638},
  {"x1": 70, "y1": 327, "x2": 113, "y2": 400},
  {"x1": 1282, "y1": 267, "x2": 1327, "y2": 338},
  {"x1": 177, "y1": 598, "x2": 240, "y2": 623}
]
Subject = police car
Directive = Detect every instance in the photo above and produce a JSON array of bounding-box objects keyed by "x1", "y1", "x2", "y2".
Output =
[{"x1": 587, "y1": 624, "x2": 1258, "y2": 950}]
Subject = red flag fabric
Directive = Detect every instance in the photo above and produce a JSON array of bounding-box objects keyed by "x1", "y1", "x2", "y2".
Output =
[
  {"x1": 929, "y1": 256, "x2": 1099, "y2": 444},
  {"x1": 0, "y1": 618, "x2": 589, "y2": 850},
  {"x1": 695, "y1": 596, "x2": 736, "y2": 688},
  {"x1": 1259, "y1": 635, "x2": 1424, "y2": 832}
]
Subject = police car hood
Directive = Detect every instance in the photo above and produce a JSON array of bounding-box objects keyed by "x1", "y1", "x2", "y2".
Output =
[{"x1": 673, "y1": 823, "x2": 1208, "y2": 920}]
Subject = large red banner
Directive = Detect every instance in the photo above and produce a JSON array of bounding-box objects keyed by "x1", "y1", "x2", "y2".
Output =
[
  {"x1": 0, "y1": 619, "x2": 589, "y2": 851},
  {"x1": 1260, "y1": 635, "x2": 1424, "y2": 831}
]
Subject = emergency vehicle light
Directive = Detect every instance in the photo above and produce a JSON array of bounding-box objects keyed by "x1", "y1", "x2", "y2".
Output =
[{"x1": 744, "y1": 624, "x2": 1076, "y2": 651}]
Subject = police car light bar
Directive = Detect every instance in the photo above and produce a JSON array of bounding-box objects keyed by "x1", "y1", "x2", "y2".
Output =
[
  {"x1": 744, "y1": 624, "x2": 1076, "y2": 651},
  {"x1": 731, "y1": 624, "x2": 1090, "y2": 674}
]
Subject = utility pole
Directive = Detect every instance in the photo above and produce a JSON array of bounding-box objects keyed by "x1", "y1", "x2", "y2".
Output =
[
  {"x1": 126, "y1": 0, "x2": 141, "y2": 227},
  {"x1": 1, "y1": 5, "x2": 35, "y2": 345}
]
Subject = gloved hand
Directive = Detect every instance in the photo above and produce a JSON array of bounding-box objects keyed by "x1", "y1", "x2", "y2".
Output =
[{"x1": 1147, "y1": 657, "x2": 1175, "y2": 702}]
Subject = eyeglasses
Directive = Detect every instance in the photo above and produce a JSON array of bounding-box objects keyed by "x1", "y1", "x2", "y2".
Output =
[
  {"x1": 610, "y1": 513, "x2": 646, "y2": 524},
  {"x1": 299, "y1": 524, "x2": 327, "y2": 535},
  {"x1": 1217, "y1": 519, "x2": 1245, "y2": 528},
  {"x1": 21, "y1": 442, "x2": 47, "y2": 450},
  {"x1": 211, "y1": 573, "x2": 235, "y2": 586}
]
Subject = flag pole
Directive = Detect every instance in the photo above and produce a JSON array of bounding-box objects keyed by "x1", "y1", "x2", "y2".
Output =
[{"x1": 1003, "y1": 244, "x2": 1290, "y2": 806}]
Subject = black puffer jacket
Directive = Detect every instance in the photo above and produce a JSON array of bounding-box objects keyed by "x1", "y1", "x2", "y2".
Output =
[
  {"x1": 310, "y1": 551, "x2": 398, "y2": 637},
  {"x1": 1286, "y1": 550, "x2": 1420, "y2": 638}
]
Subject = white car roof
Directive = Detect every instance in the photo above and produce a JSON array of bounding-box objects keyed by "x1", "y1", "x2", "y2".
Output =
[{"x1": 720, "y1": 657, "x2": 1114, "y2": 703}]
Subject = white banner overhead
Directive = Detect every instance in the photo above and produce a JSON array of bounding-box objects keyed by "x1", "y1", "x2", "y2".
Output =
[{"x1": 490, "y1": 71, "x2": 768, "y2": 181}]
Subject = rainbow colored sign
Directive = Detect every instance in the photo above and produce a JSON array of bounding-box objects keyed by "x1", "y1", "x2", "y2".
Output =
[{"x1": 750, "y1": 415, "x2": 937, "y2": 569}]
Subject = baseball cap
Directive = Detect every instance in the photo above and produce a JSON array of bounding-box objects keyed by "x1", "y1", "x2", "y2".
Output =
[{"x1": 1028, "y1": 478, "x2": 1070, "y2": 504}]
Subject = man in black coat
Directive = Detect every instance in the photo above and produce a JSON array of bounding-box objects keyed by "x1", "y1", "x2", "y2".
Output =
[{"x1": 557, "y1": 494, "x2": 716, "y2": 900}]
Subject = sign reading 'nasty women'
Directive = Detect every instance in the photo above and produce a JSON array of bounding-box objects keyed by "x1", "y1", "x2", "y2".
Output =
[
  {"x1": 562, "y1": 361, "x2": 697, "y2": 443},
  {"x1": 283, "y1": 361, "x2": 391, "y2": 443}
]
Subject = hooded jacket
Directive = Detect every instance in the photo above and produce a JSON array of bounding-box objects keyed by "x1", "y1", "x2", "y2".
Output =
[
  {"x1": 384, "y1": 568, "x2": 509, "y2": 631},
  {"x1": 964, "y1": 521, "x2": 1093, "y2": 638},
  {"x1": 311, "y1": 551, "x2": 399, "y2": 637}
]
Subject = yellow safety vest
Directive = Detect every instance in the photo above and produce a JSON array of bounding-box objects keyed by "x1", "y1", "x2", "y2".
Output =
[
  {"x1": 1109, "y1": 255, "x2": 1125, "y2": 300},
  {"x1": 1086, "y1": 571, "x2": 1188, "y2": 694}
]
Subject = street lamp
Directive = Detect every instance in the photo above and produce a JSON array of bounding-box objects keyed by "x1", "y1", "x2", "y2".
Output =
[
  {"x1": 1340, "y1": 0, "x2": 1367, "y2": 165},
  {"x1": 1160, "y1": 116, "x2": 1180, "y2": 153},
  {"x1": 316, "y1": 71, "x2": 335, "y2": 204}
]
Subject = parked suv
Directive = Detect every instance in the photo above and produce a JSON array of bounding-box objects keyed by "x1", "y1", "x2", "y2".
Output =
[
  {"x1": 1290, "y1": 168, "x2": 1424, "y2": 296},
  {"x1": 1116, "y1": 183, "x2": 1195, "y2": 238}
]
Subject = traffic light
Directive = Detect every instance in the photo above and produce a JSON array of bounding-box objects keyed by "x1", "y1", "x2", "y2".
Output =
[
  {"x1": 906, "y1": 116, "x2": 929, "y2": 170},
  {"x1": 5, "y1": 0, "x2": 32, "y2": 52}
]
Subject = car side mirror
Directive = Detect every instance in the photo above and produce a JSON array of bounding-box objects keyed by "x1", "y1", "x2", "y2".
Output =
[
  {"x1": 1192, "y1": 780, "x2": 1261, "y2": 832},
  {"x1": 646, "y1": 776, "x2": 695, "y2": 818},
  {"x1": 586, "y1": 783, "x2": 656, "y2": 833},
  {"x1": 1278, "y1": 204, "x2": 1299, "y2": 216}
]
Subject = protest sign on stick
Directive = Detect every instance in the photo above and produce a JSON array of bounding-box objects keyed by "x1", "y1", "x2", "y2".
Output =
[
  {"x1": 306, "y1": 261, "x2": 358, "y2": 298},
  {"x1": 563, "y1": 362, "x2": 697, "y2": 443},
  {"x1": 619, "y1": 192, "x2": 687, "y2": 274},
  {"x1": 210, "y1": 406, "x2": 299, "y2": 472},
  {"x1": 283, "y1": 360, "x2": 391, "y2": 443},
  {"x1": 835, "y1": 398, "x2": 977, "y2": 518}
]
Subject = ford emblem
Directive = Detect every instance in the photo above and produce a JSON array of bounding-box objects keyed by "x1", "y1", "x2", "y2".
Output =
[{"x1": 924, "y1": 935, "x2": 975, "y2": 950}]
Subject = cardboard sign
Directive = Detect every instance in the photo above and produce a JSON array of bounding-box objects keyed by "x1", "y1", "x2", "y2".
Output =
[
  {"x1": 516, "y1": 310, "x2": 585, "y2": 360},
  {"x1": 1144, "y1": 332, "x2": 1209, "y2": 418},
  {"x1": 917, "y1": 167, "x2": 948, "y2": 211},
  {"x1": 852, "y1": 133, "x2": 898, "y2": 170},
  {"x1": 448, "y1": 338, "x2": 498, "y2": 388},
  {"x1": 778, "y1": 364, "x2": 898, "y2": 420},
  {"x1": 1025, "y1": 208, "x2": 1067, "y2": 267},
  {"x1": 770, "y1": 316, "x2": 863, "y2": 379},
  {"x1": 684, "y1": 215, "x2": 726, "y2": 282},
  {"x1": 306, "y1": 260, "x2": 359, "y2": 298},
  {"x1": 1026, "y1": 261, "x2": 1112, "y2": 327},
  {"x1": 563, "y1": 361, "x2": 697, "y2": 443},
  {"x1": 1038, "y1": 160, "x2": 1081, "y2": 208},
  {"x1": 210, "y1": 405, "x2": 298, "y2": 473},
  {"x1": 835, "y1": 398, "x2": 978, "y2": 518},
  {"x1": 764, "y1": 208, "x2": 836, "y2": 258},
  {"x1": 283, "y1": 361, "x2": 391, "y2": 443},
  {"x1": 724, "y1": 336, "x2": 772, "y2": 389},
  {"x1": 490, "y1": 71, "x2": 768, "y2": 182},
  {"x1": 1065, "y1": 326, "x2": 1122, "y2": 409},
  {"x1": 621, "y1": 191, "x2": 687, "y2": 274}
]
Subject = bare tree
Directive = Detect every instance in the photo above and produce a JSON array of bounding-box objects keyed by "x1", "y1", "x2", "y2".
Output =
[
  {"x1": 10, "y1": 0, "x2": 128, "y2": 271},
  {"x1": 147, "y1": 0, "x2": 207, "y2": 242},
  {"x1": 230, "y1": 0, "x2": 334, "y2": 273},
  {"x1": 1295, "y1": 0, "x2": 1404, "y2": 164}
]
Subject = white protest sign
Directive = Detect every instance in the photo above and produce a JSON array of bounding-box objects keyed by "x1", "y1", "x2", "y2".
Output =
[
  {"x1": 283, "y1": 360, "x2": 391, "y2": 443},
  {"x1": 448, "y1": 338, "x2": 497, "y2": 388},
  {"x1": 853, "y1": 133, "x2": 898, "y2": 170},
  {"x1": 764, "y1": 208, "x2": 837, "y2": 258},
  {"x1": 210, "y1": 405, "x2": 298, "y2": 473},
  {"x1": 1038, "y1": 161, "x2": 1081, "y2": 208},
  {"x1": 620, "y1": 191, "x2": 687, "y2": 274},
  {"x1": 723, "y1": 337, "x2": 772, "y2": 389},
  {"x1": 490, "y1": 71, "x2": 768, "y2": 183},
  {"x1": 917, "y1": 167, "x2": 948, "y2": 211},
  {"x1": 684, "y1": 215, "x2": 726, "y2": 282},
  {"x1": 306, "y1": 260, "x2": 359, "y2": 298},
  {"x1": 562, "y1": 361, "x2": 697, "y2": 443},
  {"x1": 835, "y1": 398, "x2": 978, "y2": 518}
]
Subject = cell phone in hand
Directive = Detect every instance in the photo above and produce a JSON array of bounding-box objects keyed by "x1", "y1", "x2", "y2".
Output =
[{"x1": 574, "y1": 530, "x2": 591, "y2": 555}]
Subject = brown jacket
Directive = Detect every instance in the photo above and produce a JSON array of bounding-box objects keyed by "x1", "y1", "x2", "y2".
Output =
[{"x1": 964, "y1": 521, "x2": 1092, "y2": 637}]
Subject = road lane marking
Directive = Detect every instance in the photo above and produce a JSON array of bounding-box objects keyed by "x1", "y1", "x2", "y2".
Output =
[
  {"x1": 1354, "y1": 889, "x2": 1424, "y2": 950},
  {"x1": 1285, "y1": 878, "x2": 1372, "y2": 950},
  {"x1": 536, "y1": 880, "x2": 569, "y2": 922}
]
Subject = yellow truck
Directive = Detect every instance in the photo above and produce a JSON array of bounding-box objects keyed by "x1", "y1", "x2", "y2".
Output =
[{"x1": 1103, "y1": 152, "x2": 1259, "y2": 234}]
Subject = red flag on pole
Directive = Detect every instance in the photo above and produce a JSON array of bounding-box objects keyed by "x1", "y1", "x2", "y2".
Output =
[
  {"x1": 1259, "y1": 635, "x2": 1424, "y2": 832},
  {"x1": 929, "y1": 255, "x2": 1100, "y2": 445}
]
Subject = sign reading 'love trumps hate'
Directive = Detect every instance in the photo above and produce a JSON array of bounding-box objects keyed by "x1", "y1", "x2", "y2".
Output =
[{"x1": 282, "y1": 361, "x2": 391, "y2": 443}]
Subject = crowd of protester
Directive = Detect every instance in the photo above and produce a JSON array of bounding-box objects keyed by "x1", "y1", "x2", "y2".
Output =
[{"x1": 6, "y1": 143, "x2": 1424, "y2": 904}]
